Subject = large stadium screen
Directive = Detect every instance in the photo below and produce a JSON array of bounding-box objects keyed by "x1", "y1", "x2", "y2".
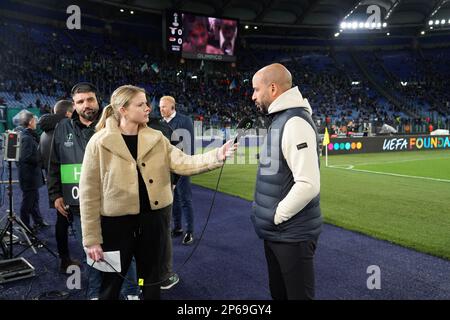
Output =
[{"x1": 166, "y1": 11, "x2": 238, "y2": 62}]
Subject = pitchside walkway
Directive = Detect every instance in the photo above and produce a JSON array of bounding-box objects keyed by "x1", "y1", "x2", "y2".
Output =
[{"x1": 0, "y1": 184, "x2": 449, "y2": 299}]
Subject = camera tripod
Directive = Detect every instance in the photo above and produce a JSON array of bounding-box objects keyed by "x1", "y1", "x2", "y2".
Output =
[{"x1": 0, "y1": 160, "x2": 57, "y2": 259}]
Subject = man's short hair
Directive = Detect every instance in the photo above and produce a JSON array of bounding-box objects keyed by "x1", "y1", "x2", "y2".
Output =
[
  {"x1": 54, "y1": 100, "x2": 74, "y2": 116},
  {"x1": 160, "y1": 96, "x2": 176, "y2": 108},
  {"x1": 70, "y1": 82, "x2": 98, "y2": 98}
]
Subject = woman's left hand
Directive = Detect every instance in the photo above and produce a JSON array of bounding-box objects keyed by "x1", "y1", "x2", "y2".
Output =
[
  {"x1": 217, "y1": 139, "x2": 238, "y2": 161},
  {"x1": 86, "y1": 244, "x2": 104, "y2": 262}
]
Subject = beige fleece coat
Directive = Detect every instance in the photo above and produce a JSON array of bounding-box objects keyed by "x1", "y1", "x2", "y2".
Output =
[{"x1": 80, "y1": 116, "x2": 223, "y2": 247}]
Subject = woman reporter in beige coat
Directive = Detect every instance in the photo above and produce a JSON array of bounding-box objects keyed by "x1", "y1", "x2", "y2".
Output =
[{"x1": 79, "y1": 85, "x2": 236, "y2": 300}]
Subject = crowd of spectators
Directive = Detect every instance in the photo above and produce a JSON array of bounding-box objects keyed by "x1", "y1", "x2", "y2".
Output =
[{"x1": 1, "y1": 19, "x2": 449, "y2": 134}]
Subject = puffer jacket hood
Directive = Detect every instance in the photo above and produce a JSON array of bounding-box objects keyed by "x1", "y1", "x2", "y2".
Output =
[{"x1": 268, "y1": 86, "x2": 313, "y2": 115}]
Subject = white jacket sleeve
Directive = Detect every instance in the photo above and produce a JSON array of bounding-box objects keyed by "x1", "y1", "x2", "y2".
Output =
[{"x1": 274, "y1": 116, "x2": 320, "y2": 225}]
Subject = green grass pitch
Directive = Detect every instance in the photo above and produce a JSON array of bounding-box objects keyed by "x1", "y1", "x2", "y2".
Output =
[{"x1": 192, "y1": 148, "x2": 450, "y2": 260}]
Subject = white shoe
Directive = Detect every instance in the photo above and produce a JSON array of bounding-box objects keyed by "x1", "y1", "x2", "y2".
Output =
[{"x1": 126, "y1": 295, "x2": 140, "y2": 300}]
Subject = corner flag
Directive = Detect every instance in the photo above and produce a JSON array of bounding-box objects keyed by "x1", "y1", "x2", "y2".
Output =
[
  {"x1": 323, "y1": 127, "x2": 330, "y2": 146},
  {"x1": 323, "y1": 127, "x2": 330, "y2": 167}
]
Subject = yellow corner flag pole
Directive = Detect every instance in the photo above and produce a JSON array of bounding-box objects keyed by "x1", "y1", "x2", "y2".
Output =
[{"x1": 323, "y1": 127, "x2": 330, "y2": 167}]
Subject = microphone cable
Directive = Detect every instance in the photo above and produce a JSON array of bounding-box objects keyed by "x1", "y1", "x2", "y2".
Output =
[
  {"x1": 83, "y1": 161, "x2": 227, "y2": 295},
  {"x1": 177, "y1": 118, "x2": 252, "y2": 270},
  {"x1": 86, "y1": 157, "x2": 226, "y2": 293},
  {"x1": 83, "y1": 120, "x2": 253, "y2": 295}
]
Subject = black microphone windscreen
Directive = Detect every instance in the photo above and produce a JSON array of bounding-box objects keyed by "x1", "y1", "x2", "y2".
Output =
[
  {"x1": 234, "y1": 118, "x2": 254, "y2": 143},
  {"x1": 236, "y1": 117, "x2": 253, "y2": 130}
]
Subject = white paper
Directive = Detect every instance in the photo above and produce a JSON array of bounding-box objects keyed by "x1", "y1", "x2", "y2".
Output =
[{"x1": 86, "y1": 250, "x2": 121, "y2": 273}]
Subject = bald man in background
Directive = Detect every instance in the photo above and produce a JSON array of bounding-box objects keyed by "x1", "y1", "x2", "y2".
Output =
[{"x1": 251, "y1": 63, "x2": 323, "y2": 300}]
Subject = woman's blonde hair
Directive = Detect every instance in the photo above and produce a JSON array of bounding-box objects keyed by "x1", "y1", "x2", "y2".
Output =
[{"x1": 96, "y1": 85, "x2": 146, "y2": 132}]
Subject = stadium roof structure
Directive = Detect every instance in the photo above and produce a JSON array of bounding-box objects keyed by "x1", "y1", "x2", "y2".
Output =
[
  {"x1": 87, "y1": 0, "x2": 450, "y2": 37},
  {"x1": 9, "y1": 0, "x2": 450, "y2": 38}
]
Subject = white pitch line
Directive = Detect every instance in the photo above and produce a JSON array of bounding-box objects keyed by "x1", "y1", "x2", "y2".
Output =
[
  {"x1": 328, "y1": 164, "x2": 354, "y2": 169},
  {"x1": 329, "y1": 166, "x2": 450, "y2": 183},
  {"x1": 347, "y1": 156, "x2": 450, "y2": 167}
]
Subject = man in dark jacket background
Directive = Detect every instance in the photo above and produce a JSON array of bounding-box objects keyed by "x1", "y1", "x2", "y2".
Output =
[
  {"x1": 17, "y1": 110, "x2": 48, "y2": 231},
  {"x1": 39, "y1": 100, "x2": 73, "y2": 172},
  {"x1": 159, "y1": 95, "x2": 196, "y2": 246},
  {"x1": 47, "y1": 83, "x2": 139, "y2": 299},
  {"x1": 38, "y1": 99, "x2": 76, "y2": 272},
  {"x1": 148, "y1": 103, "x2": 180, "y2": 291}
]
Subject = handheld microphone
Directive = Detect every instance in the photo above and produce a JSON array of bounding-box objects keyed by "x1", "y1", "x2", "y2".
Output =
[{"x1": 234, "y1": 117, "x2": 253, "y2": 143}]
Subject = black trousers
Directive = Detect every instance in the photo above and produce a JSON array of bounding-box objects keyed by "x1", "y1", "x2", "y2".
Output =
[
  {"x1": 264, "y1": 240, "x2": 317, "y2": 300},
  {"x1": 19, "y1": 189, "x2": 43, "y2": 229},
  {"x1": 55, "y1": 209, "x2": 72, "y2": 258},
  {"x1": 99, "y1": 206, "x2": 171, "y2": 300}
]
